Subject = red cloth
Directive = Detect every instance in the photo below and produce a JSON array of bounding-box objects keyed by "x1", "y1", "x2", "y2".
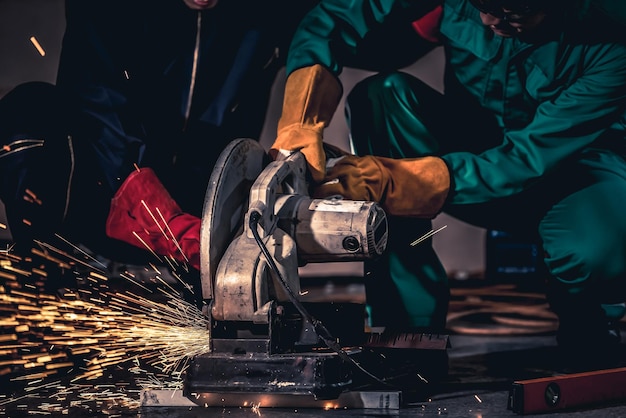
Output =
[{"x1": 411, "y1": 5, "x2": 443, "y2": 44}]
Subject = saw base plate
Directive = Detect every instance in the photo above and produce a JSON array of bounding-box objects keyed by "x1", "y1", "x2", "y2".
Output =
[
  {"x1": 184, "y1": 350, "x2": 357, "y2": 400},
  {"x1": 140, "y1": 388, "x2": 402, "y2": 409}
]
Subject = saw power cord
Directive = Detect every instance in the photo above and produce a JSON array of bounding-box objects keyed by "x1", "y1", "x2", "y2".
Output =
[{"x1": 249, "y1": 210, "x2": 392, "y2": 387}]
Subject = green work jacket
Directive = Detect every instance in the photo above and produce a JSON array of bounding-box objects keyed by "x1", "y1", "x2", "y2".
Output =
[{"x1": 286, "y1": 0, "x2": 626, "y2": 205}]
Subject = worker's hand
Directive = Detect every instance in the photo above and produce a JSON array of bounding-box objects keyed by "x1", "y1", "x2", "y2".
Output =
[
  {"x1": 269, "y1": 65, "x2": 342, "y2": 183},
  {"x1": 270, "y1": 125, "x2": 326, "y2": 181},
  {"x1": 312, "y1": 154, "x2": 451, "y2": 219},
  {"x1": 106, "y1": 168, "x2": 200, "y2": 270}
]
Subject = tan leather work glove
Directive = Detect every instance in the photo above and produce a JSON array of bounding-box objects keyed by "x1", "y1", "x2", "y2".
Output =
[
  {"x1": 270, "y1": 64, "x2": 342, "y2": 183},
  {"x1": 312, "y1": 155, "x2": 450, "y2": 218}
]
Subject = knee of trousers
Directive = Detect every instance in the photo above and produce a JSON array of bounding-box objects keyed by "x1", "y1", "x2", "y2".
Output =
[
  {"x1": 0, "y1": 82, "x2": 73, "y2": 247},
  {"x1": 544, "y1": 239, "x2": 626, "y2": 305},
  {"x1": 345, "y1": 72, "x2": 437, "y2": 156},
  {"x1": 0, "y1": 82, "x2": 69, "y2": 140},
  {"x1": 346, "y1": 71, "x2": 423, "y2": 119}
]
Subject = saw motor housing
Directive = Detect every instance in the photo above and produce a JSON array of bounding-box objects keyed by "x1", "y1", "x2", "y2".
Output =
[
  {"x1": 187, "y1": 138, "x2": 388, "y2": 398},
  {"x1": 211, "y1": 147, "x2": 388, "y2": 324}
]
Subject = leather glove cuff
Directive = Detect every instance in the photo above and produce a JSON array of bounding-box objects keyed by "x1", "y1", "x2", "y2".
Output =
[
  {"x1": 313, "y1": 154, "x2": 450, "y2": 219},
  {"x1": 270, "y1": 64, "x2": 342, "y2": 182},
  {"x1": 377, "y1": 156, "x2": 450, "y2": 218}
]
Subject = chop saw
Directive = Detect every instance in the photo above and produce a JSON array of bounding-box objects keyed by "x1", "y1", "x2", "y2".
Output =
[{"x1": 179, "y1": 138, "x2": 448, "y2": 408}]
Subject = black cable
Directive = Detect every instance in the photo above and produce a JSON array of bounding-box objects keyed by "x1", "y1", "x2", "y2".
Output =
[{"x1": 249, "y1": 210, "x2": 392, "y2": 387}]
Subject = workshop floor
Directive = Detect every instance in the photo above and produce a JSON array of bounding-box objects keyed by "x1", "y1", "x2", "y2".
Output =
[{"x1": 2, "y1": 244, "x2": 626, "y2": 418}]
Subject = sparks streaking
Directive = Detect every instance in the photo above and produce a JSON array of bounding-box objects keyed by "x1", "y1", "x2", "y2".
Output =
[{"x1": 0, "y1": 239, "x2": 210, "y2": 415}]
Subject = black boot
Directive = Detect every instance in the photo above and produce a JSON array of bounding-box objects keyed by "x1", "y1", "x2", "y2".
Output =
[{"x1": 555, "y1": 307, "x2": 623, "y2": 373}]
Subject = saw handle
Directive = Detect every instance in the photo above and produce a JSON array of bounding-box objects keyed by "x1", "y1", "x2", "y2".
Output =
[{"x1": 246, "y1": 151, "x2": 308, "y2": 239}]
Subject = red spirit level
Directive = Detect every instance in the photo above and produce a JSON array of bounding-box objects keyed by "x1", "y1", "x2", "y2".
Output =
[{"x1": 508, "y1": 367, "x2": 626, "y2": 414}]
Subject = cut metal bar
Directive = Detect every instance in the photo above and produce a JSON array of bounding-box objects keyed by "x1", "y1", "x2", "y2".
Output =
[{"x1": 364, "y1": 332, "x2": 449, "y2": 350}]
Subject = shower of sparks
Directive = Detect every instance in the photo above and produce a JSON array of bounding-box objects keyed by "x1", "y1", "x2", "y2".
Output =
[
  {"x1": 0, "y1": 238, "x2": 211, "y2": 415},
  {"x1": 29, "y1": 36, "x2": 46, "y2": 56}
]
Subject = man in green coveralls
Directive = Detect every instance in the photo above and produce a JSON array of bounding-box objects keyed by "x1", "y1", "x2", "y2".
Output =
[{"x1": 270, "y1": 0, "x2": 626, "y2": 368}]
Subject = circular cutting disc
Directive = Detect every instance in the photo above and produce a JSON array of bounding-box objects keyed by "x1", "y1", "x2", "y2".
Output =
[{"x1": 200, "y1": 138, "x2": 269, "y2": 300}]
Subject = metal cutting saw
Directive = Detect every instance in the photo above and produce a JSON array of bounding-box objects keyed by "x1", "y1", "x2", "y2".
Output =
[{"x1": 181, "y1": 138, "x2": 449, "y2": 407}]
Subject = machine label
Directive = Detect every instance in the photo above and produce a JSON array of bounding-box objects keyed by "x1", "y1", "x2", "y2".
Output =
[{"x1": 309, "y1": 199, "x2": 364, "y2": 213}]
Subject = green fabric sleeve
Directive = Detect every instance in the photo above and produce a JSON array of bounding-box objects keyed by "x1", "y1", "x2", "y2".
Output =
[
  {"x1": 443, "y1": 42, "x2": 626, "y2": 204},
  {"x1": 285, "y1": 0, "x2": 441, "y2": 76}
]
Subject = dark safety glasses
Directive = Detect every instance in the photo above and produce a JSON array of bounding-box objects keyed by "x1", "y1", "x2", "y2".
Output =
[{"x1": 469, "y1": 0, "x2": 542, "y2": 22}]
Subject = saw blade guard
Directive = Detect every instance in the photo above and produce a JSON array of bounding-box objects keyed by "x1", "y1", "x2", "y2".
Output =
[{"x1": 200, "y1": 138, "x2": 269, "y2": 302}]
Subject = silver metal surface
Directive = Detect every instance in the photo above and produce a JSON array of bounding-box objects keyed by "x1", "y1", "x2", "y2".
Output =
[
  {"x1": 140, "y1": 389, "x2": 401, "y2": 409},
  {"x1": 210, "y1": 150, "x2": 306, "y2": 321},
  {"x1": 209, "y1": 146, "x2": 388, "y2": 322},
  {"x1": 200, "y1": 138, "x2": 268, "y2": 301}
]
